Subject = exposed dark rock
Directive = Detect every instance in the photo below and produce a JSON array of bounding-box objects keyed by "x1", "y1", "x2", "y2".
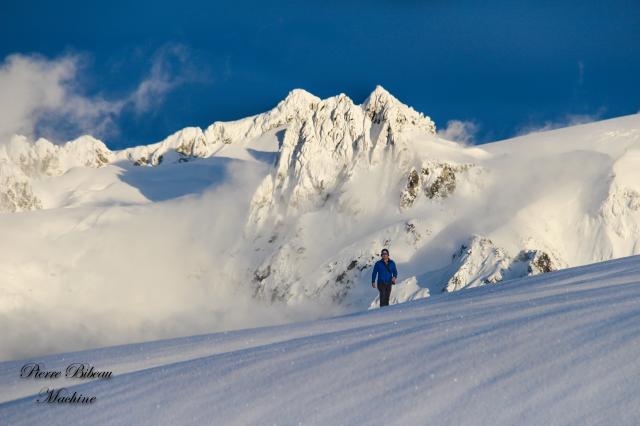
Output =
[
  {"x1": 96, "y1": 150, "x2": 110, "y2": 166},
  {"x1": 401, "y1": 162, "x2": 474, "y2": 209},
  {"x1": 526, "y1": 251, "x2": 555, "y2": 275},
  {"x1": 0, "y1": 179, "x2": 43, "y2": 212},
  {"x1": 400, "y1": 168, "x2": 420, "y2": 209},
  {"x1": 254, "y1": 265, "x2": 271, "y2": 282},
  {"x1": 424, "y1": 164, "x2": 457, "y2": 199}
]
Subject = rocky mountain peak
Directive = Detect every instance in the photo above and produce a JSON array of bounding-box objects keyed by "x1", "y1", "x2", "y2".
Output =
[
  {"x1": 247, "y1": 87, "x2": 439, "y2": 228},
  {"x1": 362, "y1": 85, "x2": 436, "y2": 135},
  {"x1": 279, "y1": 88, "x2": 322, "y2": 111},
  {"x1": 362, "y1": 85, "x2": 398, "y2": 110}
]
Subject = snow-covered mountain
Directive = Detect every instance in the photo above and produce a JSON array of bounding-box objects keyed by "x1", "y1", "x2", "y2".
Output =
[
  {"x1": 2, "y1": 255, "x2": 640, "y2": 425},
  {"x1": 1, "y1": 85, "x2": 639, "y2": 360}
]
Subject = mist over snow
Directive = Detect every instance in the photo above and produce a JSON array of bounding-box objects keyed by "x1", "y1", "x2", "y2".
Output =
[
  {"x1": 0, "y1": 158, "x2": 346, "y2": 361},
  {"x1": 1, "y1": 83, "x2": 640, "y2": 362}
]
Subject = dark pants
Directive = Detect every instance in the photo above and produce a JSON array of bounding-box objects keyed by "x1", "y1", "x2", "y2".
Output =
[{"x1": 377, "y1": 283, "x2": 392, "y2": 307}]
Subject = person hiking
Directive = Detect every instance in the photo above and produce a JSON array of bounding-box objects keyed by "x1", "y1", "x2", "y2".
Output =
[{"x1": 371, "y1": 248, "x2": 398, "y2": 307}]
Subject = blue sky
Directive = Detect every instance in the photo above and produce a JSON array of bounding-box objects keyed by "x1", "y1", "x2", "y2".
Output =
[{"x1": 1, "y1": 0, "x2": 639, "y2": 148}]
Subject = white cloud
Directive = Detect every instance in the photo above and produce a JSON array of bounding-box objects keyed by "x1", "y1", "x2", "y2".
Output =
[
  {"x1": 130, "y1": 43, "x2": 196, "y2": 114},
  {"x1": 437, "y1": 119, "x2": 479, "y2": 145},
  {"x1": 0, "y1": 53, "x2": 79, "y2": 141},
  {"x1": 0, "y1": 44, "x2": 199, "y2": 145}
]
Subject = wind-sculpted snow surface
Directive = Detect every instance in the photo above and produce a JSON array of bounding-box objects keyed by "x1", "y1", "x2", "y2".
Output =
[
  {"x1": 1, "y1": 85, "x2": 640, "y2": 360},
  {"x1": 1, "y1": 256, "x2": 640, "y2": 425}
]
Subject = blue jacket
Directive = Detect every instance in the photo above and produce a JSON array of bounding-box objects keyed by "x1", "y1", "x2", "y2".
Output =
[{"x1": 371, "y1": 259, "x2": 398, "y2": 284}]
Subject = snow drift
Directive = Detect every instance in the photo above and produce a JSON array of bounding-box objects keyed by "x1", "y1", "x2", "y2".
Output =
[{"x1": 1, "y1": 255, "x2": 639, "y2": 425}]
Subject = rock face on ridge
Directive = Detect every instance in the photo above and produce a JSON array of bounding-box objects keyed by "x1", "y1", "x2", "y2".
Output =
[
  {"x1": 443, "y1": 236, "x2": 564, "y2": 293},
  {"x1": 247, "y1": 86, "x2": 437, "y2": 227},
  {"x1": 400, "y1": 161, "x2": 475, "y2": 209},
  {"x1": 0, "y1": 160, "x2": 42, "y2": 212},
  {"x1": 0, "y1": 135, "x2": 113, "y2": 211},
  {"x1": 121, "y1": 89, "x2": 322, "y2": 166}
]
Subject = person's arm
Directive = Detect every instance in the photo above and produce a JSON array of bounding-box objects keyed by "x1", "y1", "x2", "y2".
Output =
[
  {"x1": 391, "y1": 261, "x2": 398, "y2": 284},
  {"x1": 371, "y1": 263, "x2": 378, "y2": 288}
]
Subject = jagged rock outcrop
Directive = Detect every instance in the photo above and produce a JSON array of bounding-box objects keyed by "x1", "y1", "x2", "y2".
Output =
[
  {"x1": 248, "y1": 86, "x2": 437, "y2": 228},
  {"x1": 0, "y1": 135, "x2": 113, "y2": 212},
  {"x1": 400, "y1": 168, "x2": 421, "y2": 209},
  {"x1": 517, "y1": 250, "x2": 557, "y2": 275},
  {"x1": 119, "y1": 89, "x2": 322, "y2": 166},
  {"x1": 1, "y1": 135, "x2": 113, "y2": 178},
  {"x1": 251, "y1": 237, "x2": 379, "y2": 305},
  {"x1": 445, "y1": 236, "x2": 511, "y2": 292},
  {"x1": 205, "y1": 88, "x2": 320, "y2": 144},
  {"x1": 1, "y1": 86, "x2": 438, "y2": 215},
  {"x1": 248, "y1": 216, "x2": 434, "y2": 307},
  {"x1": 442, "y1": 236, "x2": 564, "y2": 292},
  {"x1": 0, "y1": 161, "x2": 42, "y2": 212},
  {"x1": 400, "y1": 161, "x2": 475, "y2": 209},
  {"x1": 363, "y1": 85, "x2": 436, "y2": 151}
]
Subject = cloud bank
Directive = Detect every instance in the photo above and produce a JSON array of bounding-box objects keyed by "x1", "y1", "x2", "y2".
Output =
[
  {"x1": 0, "y1": 44, "x2": 198, "y2": 145},
  {"x1": 437, "y1": 119, "x2": 479, "y2": 145},
  {"x1": 0, "y1": 160, "x2": 340, "y2": 361}
]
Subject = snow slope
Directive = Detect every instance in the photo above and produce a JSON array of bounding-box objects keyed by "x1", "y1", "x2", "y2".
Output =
[
  {"x1": 1, "y1": 255, "x2": 639, "y2": 425},
  {"x1": 1, "y1": 85, "x2": 640, "y2": 361}
]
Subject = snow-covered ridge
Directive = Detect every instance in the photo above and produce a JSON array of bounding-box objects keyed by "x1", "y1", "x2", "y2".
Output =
[
  {"x1": 2, "y1": 85, "x2": 640, "y2": 360},
  {"x1": 0, "y1": 135, "x2": 112, "y2": 211},
  {"x1": 241, "y1": 113, "x2": 640, "y2": 306},
  {"x1": 248, "y1": 86, "x2": 437, "y2": 227},
  {"x1": 0, "y1": 85, "x2": 433, "y2": 212},
  {"x1": 441, "y1": 235, "x2": 564, "y2": 293},
  {"x1": 116, "y1": 88, "x2": 323, "y2": 165},
  {"x1": 0, "y1": 88, "x2": 322, "y2": 175}
]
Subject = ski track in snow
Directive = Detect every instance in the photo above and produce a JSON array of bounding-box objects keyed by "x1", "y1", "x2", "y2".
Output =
[{"x1": 1, "y1": 255, "x2": 640, "y2": 425}]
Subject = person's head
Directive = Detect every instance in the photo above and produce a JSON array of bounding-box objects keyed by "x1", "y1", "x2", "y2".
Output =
[{"x1": 380, "y1": 248, "x2": 389, "y2": 259}]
